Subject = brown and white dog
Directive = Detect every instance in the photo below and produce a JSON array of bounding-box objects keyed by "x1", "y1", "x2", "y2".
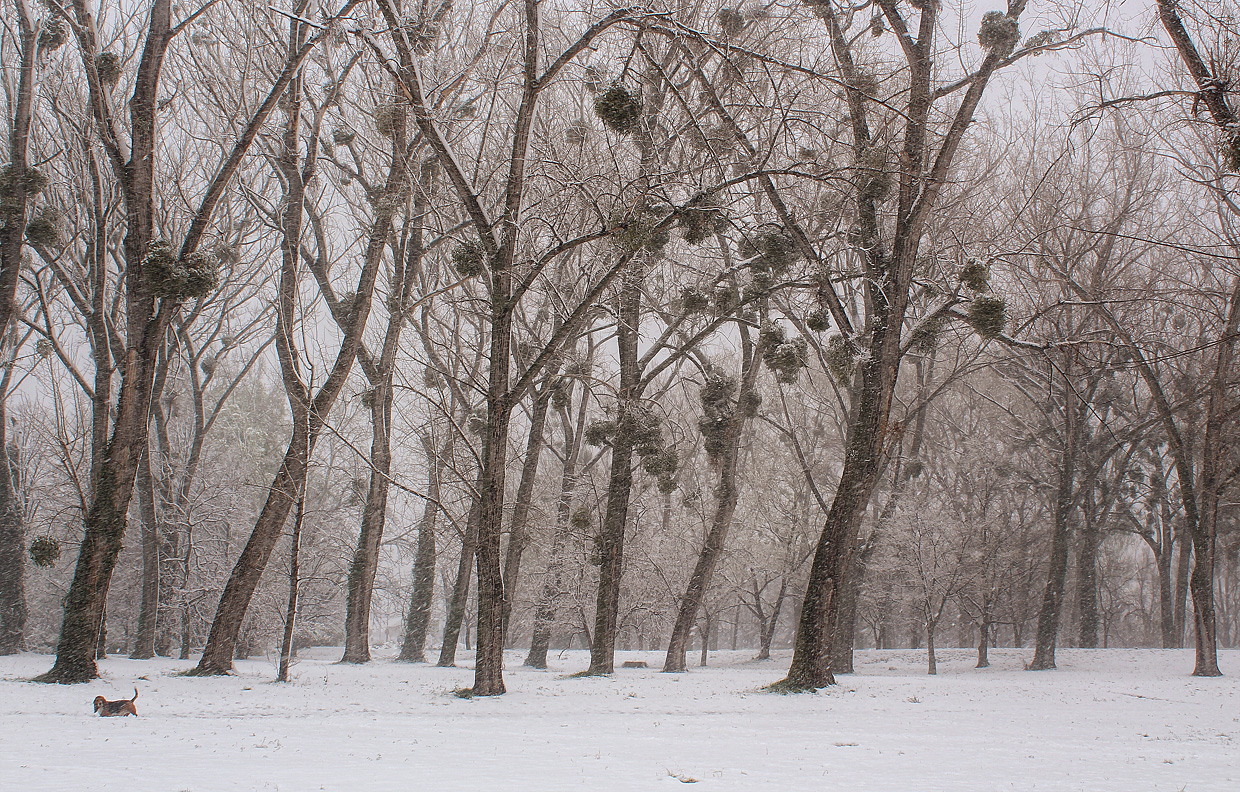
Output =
[{"x1": 93, "y1": 688, "x2": 139, "y2": 717}]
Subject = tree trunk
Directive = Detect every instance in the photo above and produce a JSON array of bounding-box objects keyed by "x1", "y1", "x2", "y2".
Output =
[
  {"x1": 1173, "y1": 532, "x2": 1191, "y2": 647},
  {"x1": 756, "y1": 579, "x2": 786, "y2": 661},
  {"x1": 588, "y1": 269, "x2": 641, "y2": 676},
  {"x1": 664, "y1": 343, "x2": 757, "y2": 673},
  {"x1": 1076, "y1": 519, "x2": 1100, "y2": 649},
  {"x1": 397, "y1": 440, "x2": 444, "y2": 663},
  {"x1": 129, "y1": 449, "x2": 160, "y2": 659},
  {"x1": 438, "y1": 516, "x2": 477, "y2": 667},
  {"x1": 526, "y1": 377, "x2": 591, "y2": 669},
  {"x1": 1157, "y1": 541, "x2": 1175, "y2": 648},
  {"x1": 1030, "y1": 381, "x2": 1084, "y2": 671},
  {"x1": 342, "y1": 383, "x2": 394, "y2": 664},
  {"x1": 0, "y1": 402, "x2": 24, "y2": 656},
  {"x1": 926, "y1": 620, "x2": 937, "y2": 675},
  {"x1": 191, "y1": 31, "x2": 390, "y2": 674},
  {"x1": 0, "y1": 3, "x2": 34, "y2": 659},
  {"x1": 277, "y1": 498, "x2": 304, "y2": 683},
  {"x1": 501, "y1": 379, "x2": 555, "y2": 646},
  {"x1": 976, "y1": 618, "x2": 990, "y2": 669}
]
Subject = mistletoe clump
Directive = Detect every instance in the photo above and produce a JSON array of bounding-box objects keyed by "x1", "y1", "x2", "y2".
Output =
[
  {"x1": 642, "y1": 447, "x2": 679, "y2": 493},
  {"x1": 856, "y1": 146, "x2": 891, "y2": 202},
  {"x1": 805, "y1": 308, "x2": 831, "y2": 332},
  {"x1": 978, "y1": 11, "x2": 1019, "y2": 56},
  {"x1": 967, "y1": 296, "x2": 1007, "y2": 339},
  {"x1": 95, "y1": 51, "x2": 122, "y2": 87},
  {"x1": 25, "y1": 206, "x2": 60, "y2": 247},
  {"x1": 373, "y1": 103, "x2": 406, "y2": 139},
  {"x1": 144, "y1": 241, "x2": 219, "y2": 301},
  {"x1": 824, "y1": 334, "x2": 856, "y2": 383},
  {"x1": 718, "y1": 7, "x2": 745, "y2": 39},
  {"x1": 910, "y1": 314, "x2": 945, "y2": 354},
  {"x1": 585, "y1": 419, "x2": 617, "y2": 447},
  {"x1": 698, "y1": 368, "x2": 737, "y2": 463},
  {"x1": 38, "y1": 17, "x2": 67, "y2": 53},
  {"x1": 711, "y1": 282, "x2": 740, "y2": 314},
  {"x1": 679, "y1": 206, "x2": 724, "y2": 245},
  {"x1": 29, "y1": 535, "x2": 61, "y2": 568},
  {"x1": 452, "y1": 240, "x2": 487, "y2": 277},
  {"x1": 959, "y1": 258, "x2": 990, "y2": 291},
  {"x1": 593, "y1": 83, "x2": 642, "y2": 135},
  {"x1": 612, "y1": 205, "x2": 670, "y2": 255},
  {"x1": 680, "y1": 286, "x2": 712, "y2": 316},
  {"x1": 757, "y1": 321, "x2": 808, "y2": 383},
  {"x1": 332, "y1": 127, "x2": 356, "y2": 146},
  {"x1": 0, "y1": 165, "x2": 45, "y2": 208},
  {"x1": 570, "y1": 507, "x2": 593, "y2": 532}
]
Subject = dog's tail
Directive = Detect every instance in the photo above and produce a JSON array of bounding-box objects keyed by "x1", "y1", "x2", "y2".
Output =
[{"x1": 131, "y1": 688, "x2": 138, "y2": 702}]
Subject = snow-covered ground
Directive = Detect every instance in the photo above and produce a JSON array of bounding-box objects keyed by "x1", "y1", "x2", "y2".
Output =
[{"x1": 1, "y1": 647, "x2": 1235, "y2": 791}]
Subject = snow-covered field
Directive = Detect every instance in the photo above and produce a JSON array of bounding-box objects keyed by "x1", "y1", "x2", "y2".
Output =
[{"x1": 0, "y1": 647, "x2": 1236, "y2": 791}]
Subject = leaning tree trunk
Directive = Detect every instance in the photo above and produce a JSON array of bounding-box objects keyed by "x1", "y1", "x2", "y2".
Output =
[
  {"x1": 587, "y1": 268, "x2": 641, "y2": 676},
  {"x1": 341, "y1": 379, "x2": 395, "y2": 664},
  {"x1": 276, "y1": 497, "x2": 304, "y2": 683},
  {"x1": 664, "y1": 338, "x2": 759, "y2": 673},
  {"x1": 438, "y1": 514, "x2": 477, "y2": 668},
  {"x1": 397, "y1": 439, "x2": 445, "y2": 663},
  {"x1": 191, "y1": 38, "x2": 391, "y2": 674},
  {"x1": 342, "y1": 185, "x2": 423, "y2": 663}
]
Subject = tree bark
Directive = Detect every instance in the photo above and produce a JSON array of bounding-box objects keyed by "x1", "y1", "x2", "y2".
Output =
[
  {"x1": 343, "y1": 186, "x2": 424, "y2": 663},
  {"x1": 129, "y1": 449, "x2": 160, "y2": 659},
  {"x1": 588, "y1": 268, "x2": 641, "y2": 676},
  {"x1": 664, "y1": 335, "x2": 759, "y2": 673},
  {"x1": 191, "y1": 18, "x2": 392, "y2": 674},
  {"x1": 438, "y1": 514, "x2": 477, "y2": 667},
  {"x1": 397, "y1": 438, "x2": 445, "y2": 663},
  {"x1": 1030, "y1": 385, "x2": 1083, "y2": 671},
  {"x1": 277, "y1": 498, "x2": 304, "y2": 683},
  {"x1": 501, "y1": 378, "x2": 556, "y2": 646},
  {"x1": 0, "y1": 1, "x2": 35, "y2": 657},
  {"x1": 1076, "y1": 517, "x2": 1100, "y2": 649}
]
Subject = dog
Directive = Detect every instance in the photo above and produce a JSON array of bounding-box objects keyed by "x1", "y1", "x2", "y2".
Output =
[{"x1": 93, "y1": 688, "x2": 139, "y2": 717}]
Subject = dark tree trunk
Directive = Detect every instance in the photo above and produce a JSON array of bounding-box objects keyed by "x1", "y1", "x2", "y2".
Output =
[
  {"x1": 501, "y1": 378, "x2": 556, "y2": 646},
  {"x1": 438, "y1": 516, "x2": 477, "y2": 667},
  {"x1": 588, "y1": 269, "x2": 641, "y2": 676},
  {"x1": 664, "y1": 338, "x2": 758, "y2": 673},
  {"x1": 342, "y1": 383, "x2": 394, "y2": 664},
  {"x1": 397, "y1": 440, "x2": 444, "y2": 663},
  {"x1": 926, "y1": 620, "x2": 937, "y2": 675},
  {"x1": 0, "y1": 2, "x2": 34, "y2": 658},
  {"x1": 1030, "y1": 382, "x2": 1084, "y2": 671},
  {"x1": 1076, "y1": 519, "x2": 1100, "y2": 648},
  {"x1": 976, "y1": 618, "x2": 990, "y2": 669},
  {"x1": 130, "y1": 449, "x2": 160, "y2": 659},
  {"x1": 0, "y1": 402, "x2": 24, "y2": 655},
  {"x1": 36, "y1": 0, "x2": 175, "y2": 686}
]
